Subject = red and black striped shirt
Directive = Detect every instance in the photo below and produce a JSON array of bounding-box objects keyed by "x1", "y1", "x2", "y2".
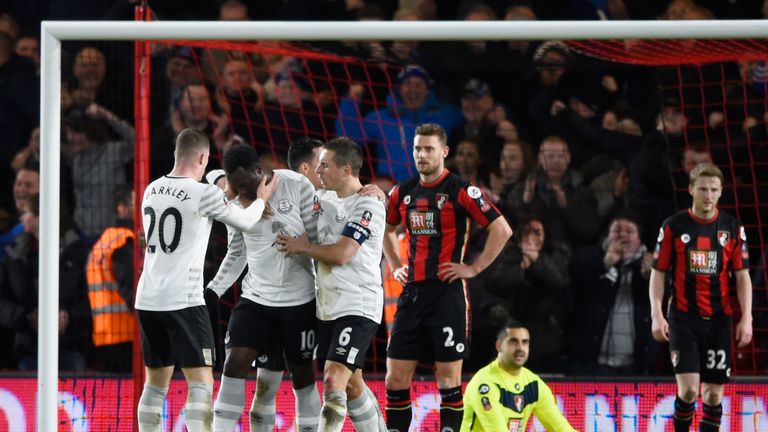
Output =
[
  {"x1": 386, "y1": 169, "x2": 501, "y2": 283},
  {"x1": 652, "y1": 209, "x2": 749, "y2": 318}
]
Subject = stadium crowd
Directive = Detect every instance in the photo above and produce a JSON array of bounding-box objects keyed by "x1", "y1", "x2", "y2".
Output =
[{"x1": 0, "y1": 0, "x2": 766, "y2": 383}]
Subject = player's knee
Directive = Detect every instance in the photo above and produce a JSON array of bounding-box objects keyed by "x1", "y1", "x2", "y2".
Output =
[
  {"x1": 287, "y1": 361, "x2": 316, "y2": 389},
  {"x1": 435, "y1": 366, "x2": 462, "y2": 389},
  {"x1": 385, "y1": 369, "x2": 410, "y2": 390},
  {"x1": 323, "y1": 371, "x2": 347, "y2": 392},
  {"x1": 701, "y1": 387, "x2": 723, "y2": 406},
  {"x1": 678, "y1": 386, "x2": 698, "y2": 403},
  {"x1": 435, "y1": 374, "x2": 461, "y2": 389},
  {"x1": 222, "y1": 350, "x2": 253, "y2": 378}
]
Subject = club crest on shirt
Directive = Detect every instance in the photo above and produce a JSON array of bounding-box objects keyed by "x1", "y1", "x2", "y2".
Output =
[
  {"x1": 277, "y1": 199, "x2": 293, "y2": 214},
  {"x1": 513, "y1": 395, "x2": 525, "y2": 412},
  {"x1": 671, "y1": 350, "x2": 680, "y2": 367},
  {"x1": 717, "y1": 230, "x2": 729, "y2": 247},
  {"x1": 436, "y1": 193, "x2": 448, "y2": 209}
]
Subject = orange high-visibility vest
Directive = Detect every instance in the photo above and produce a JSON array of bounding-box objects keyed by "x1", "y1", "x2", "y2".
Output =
[
  {"x1": 86, "y1": 227, "x2": 135, "y2": 347},
  {"x1": 383, "y1": 234, "x2": 409, "y2": 336}
]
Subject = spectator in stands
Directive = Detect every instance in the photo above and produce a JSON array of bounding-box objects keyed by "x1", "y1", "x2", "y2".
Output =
[
  {"x1": 0, "y1": 12, "x2": 17, "y2": 37},
  {"x1": 507, "y1": 135, "x2": 601, "y2": 249},
  {"x1": 69, "y1": 47, "x2": 109, "y2": 109},
  {"x1": 676, "y1": 144, "x2": 714, "y2": 207},
  {"x1": 496, "y1": 140, "x2": 534, "y2": 211},
  {"x1": 0, "y1": 31, "x2": 38, "y2": 214},
  {"x1": 336, "y1": 64, "x2": 462, "y2": 181},
  {"x1": 219, "y1": 0, "x2": 250, "y2": 20},
  {"x1": 400, "y1": 0, "x2": 437, "y2": 20},
  {"x1": 569, "y1": 215, "x2": 658, "y2": 375},
  {"x1": 708, "y1": 60, "x2": 768, "y2": 148},
  {"x1": 419, "y1": 3, "x2": 508, "y2": 102},
  {"x1": 0, "y1": 164, "x2": 39, "y2": 260},
  {"x1": 10, "y1": 127, "x2": 39, "y2": 172},
  {"x1": 86, "y1": 185, "x2": 135, "y2": 373},
  {"x1": 496, "y1": 4, "x2": 539, "y2": 125},
  {"x1": 480, "y1": 217, "x2": 571, "y2": 371},
  {"x1": 451, "y1": 138, "x2": 487, "y2": 189},
  {"x1": 151, "y1": 83, "x2": 228, "y2": 178},
  {"x1": 389, "y1": 7, "x2": 422, "y2": 65},
  {"x1": 14, "y1": 34, "x2": 38, "y2": 73},
  {"x1": 450, "y1": 78, "x2": 516, "y2": 169},
  {"x1": 257, "y1": 64, "x2": 333, "y2": 153},
  {"x1": 217, "y1": 57, "x2": 262, "y2": 144},
  {"x1": 65, "y1": 103, "x2": 135, "y2": 239},
  {"x1": 550, "y1": 96, "x2": 687, "y2": 247},
  {"x1": 586, "y1": 118, "x2": 641, "y2": 221},
  {"x1": 0, "y1": 193, "x2": 91, "y2": 371},
  {"x1": 525, "y1": 41, "x2": 571, "y2": 143},
  {"x1": 150, "y1": 46, "x2": 200, "y2": 129}
]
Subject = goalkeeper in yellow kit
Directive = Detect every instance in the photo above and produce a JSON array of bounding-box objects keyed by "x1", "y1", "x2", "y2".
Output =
[{"x1": 461, "y1": 320, "x2": 576, "y2": 432}]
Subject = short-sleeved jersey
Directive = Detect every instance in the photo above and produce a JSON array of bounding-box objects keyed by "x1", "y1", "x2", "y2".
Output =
[
  {"x1": 461, "y1": 360, "x2": 575, "y2": 432},
  {"x1": 653, "y1": 209, "x2": 749, "y2": 318},
  {"x1": 207, "y1": 170, "x2": 318, "y2": 307},
  {"x1": 314, "y1": 189, "x2": 385, "y2": 323},
  {"x1": 136, "y1": 176, "x2": 232, "y2": 311},
  {"x1": 386, "y1": 169, "x2": 501, "y2": 283}
]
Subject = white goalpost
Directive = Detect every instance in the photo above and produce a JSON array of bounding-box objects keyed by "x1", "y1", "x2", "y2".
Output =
[{"x1": 38, "y1": 19, "x2": 768, "y2": 431}]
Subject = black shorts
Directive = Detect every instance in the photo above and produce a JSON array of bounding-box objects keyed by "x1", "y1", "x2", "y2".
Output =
[
  {"x1": 317, "y1": 316, "x2": 379, "y2": 371},
  {"x1": 387, "y1": 279, "x2": 470, "y2": 362},
  {"x1": 138, "y1": 306, "x2": 215, "y2": 368},
  {"x1": 226, "y1": 298, "x2": 316, "y2": 365},
  {"x1": 253, "y1": 350, "x2": 286, "y2": 372},
  {"x1": 668, "y1": 314, "x2": 732, "y2": 384}
]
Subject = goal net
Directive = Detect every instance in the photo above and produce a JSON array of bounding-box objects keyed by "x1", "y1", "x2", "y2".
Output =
[{"x1": 28, "y1": 17, "x2": 768, "y2": 432}]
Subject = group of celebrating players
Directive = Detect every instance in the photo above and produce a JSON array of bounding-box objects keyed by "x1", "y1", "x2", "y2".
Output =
[{"x1": 132, "y1": 121, "x2": 751, "y2": 432}]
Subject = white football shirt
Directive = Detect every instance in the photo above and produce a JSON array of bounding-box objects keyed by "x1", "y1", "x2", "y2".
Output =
[
  {"x1": 136, "y1": 176, "x2": 238, "y2": 311},
  {"x1": 314, "y1": 189, "x2": 384, "y2": 323},
  {"x1": 207, "y1": 170, "x2": 318, "y2": 306}
]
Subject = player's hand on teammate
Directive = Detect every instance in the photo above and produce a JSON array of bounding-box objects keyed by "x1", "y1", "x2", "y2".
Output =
[
  {"x1": 257, "y1": 175, "x2": 279, "y2": 203},
  {"x1": 438, "y1": 262, "x2": 477, "y2": 283},
  {"x1": 651, "y1": 316, "x2": 669, "y2": 342},
  {"x1": 276, "y1": 233, "x2": 309, "y2": 255},
  {"x1": 359, "y1": 184, "x2": 387, "y2": 203},
  {"x1": 736, "y1": 317, "x2": 753, "y2": 347},
  {"x1": 392, "y1": 265, "x2": 409, "y2": 284}
]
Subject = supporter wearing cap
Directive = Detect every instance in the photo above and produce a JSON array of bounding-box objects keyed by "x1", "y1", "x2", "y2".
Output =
[
  {"x1": 451, "y1": 78, "x2": 517, "y2": 175},
  {"x1": 336, "y1": 64, "x2": 462, "y2": 181},
  {"x1": 257, "y1": 63, "x2": 331, "y2": 151}
]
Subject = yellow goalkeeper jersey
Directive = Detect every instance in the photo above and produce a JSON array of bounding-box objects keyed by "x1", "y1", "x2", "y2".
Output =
[{"x1": 461, "y1": 360, "x2": 576, "y2": 432}]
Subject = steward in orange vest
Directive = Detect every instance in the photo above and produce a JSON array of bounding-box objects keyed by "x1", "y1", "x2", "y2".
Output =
[{"x1": 86, "y1": 185, "x2": 135, "y2": 372}]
